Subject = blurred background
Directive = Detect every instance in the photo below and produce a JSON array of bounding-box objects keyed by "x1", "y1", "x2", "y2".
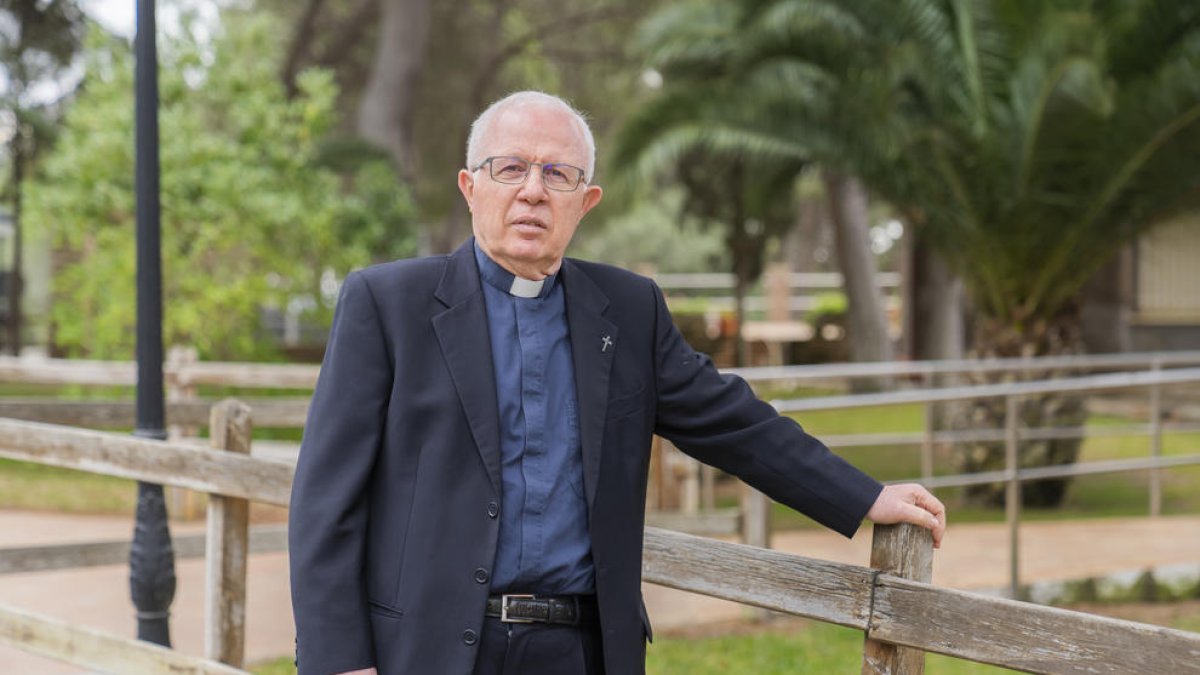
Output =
[
  {"x1": 3, "y1": 0, "x2": 1194, "y2": 368},
  {"x1": 0, "y1": 1, "x2": 1198, "y2": 673}
]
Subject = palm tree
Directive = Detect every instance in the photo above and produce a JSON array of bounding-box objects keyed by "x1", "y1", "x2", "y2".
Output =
[
  {"x1": 614, "y1": 2, "x2": 893, "y2": 373},
  {"x1": 619, "y1": 0, "x2": 1200, "y2": 505}
]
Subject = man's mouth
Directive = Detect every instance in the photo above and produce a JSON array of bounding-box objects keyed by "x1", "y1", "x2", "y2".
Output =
[{"x1": 510, "y1": 217, "x2": 548, "y2": 231}]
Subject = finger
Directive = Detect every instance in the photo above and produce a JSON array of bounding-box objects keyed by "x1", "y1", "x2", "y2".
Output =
[
  {"x1": 914, "y1": 489, "x2": 946, "y2": 518},
  {"x1": 900, "y1": 502, "x2": 945, "y2": 548}
]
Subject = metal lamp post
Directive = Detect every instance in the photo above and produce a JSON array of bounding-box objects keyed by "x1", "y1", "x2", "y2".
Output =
[{"x1": 130, "y1": 0, "x2": 176, "y2": 646}]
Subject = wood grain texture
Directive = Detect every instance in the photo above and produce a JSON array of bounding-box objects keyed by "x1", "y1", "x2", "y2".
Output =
[
  {"x1": 205, "y1": 401, "x2": 252, "y2": 667},
  {"x1": 863, "y1": 523, "x2": 933, "y2": 675},
  {"x1": 870, "y1": 577, "x2": 1200, "y2": 674},
  {"x1": 0, "y1": 418, "x2": 293, "y2": 507},
  {"x1": 0, "y1": 526, "x2": 288, "y2": 575},
  {"x1": 0, "y1": 602, "x2": 247, "y2": 674},
  {"x1": 0, "y1": 398, "x2": 309, "y2": 428},
  {"x1": 739, "y1": 485, "x2": 771, "y2": 549},
  {"x1": 642, "y1": 527, "x2": 874, "y2": 629},
  {"x1": 177, "y1": 362, "x2": 318, "y2": 389},
  {"x1": 644, "y1": 509, "x2": 740, "y2": 536},
  {"x1": 0, "y1": 355, "x2": 319, "y2": 390}
]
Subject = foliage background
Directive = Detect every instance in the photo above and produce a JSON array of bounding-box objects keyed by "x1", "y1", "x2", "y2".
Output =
[{"x1": 24, "y1": 13, "x2": 417, "y2": 360}]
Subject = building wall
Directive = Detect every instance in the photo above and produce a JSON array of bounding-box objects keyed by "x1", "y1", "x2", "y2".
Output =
[{"x1": 1132, "y1": 214, "x2": 1200, "y2": 351}]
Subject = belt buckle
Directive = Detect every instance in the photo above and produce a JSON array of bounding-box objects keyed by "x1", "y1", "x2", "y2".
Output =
[{"x1": 500, "y1": 594, "x2": 535, "y2": 623}]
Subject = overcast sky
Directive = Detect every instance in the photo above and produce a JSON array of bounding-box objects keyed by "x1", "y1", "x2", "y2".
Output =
[
  {"x1": 81, "y1": 0, "x2": 135, "y2": 38},
  {"x1": 0, "y1": 1, "x2": 227, "y2": 138},
  {"x1": 81, "y1": 0, "x2": 229, "y2": 40}
]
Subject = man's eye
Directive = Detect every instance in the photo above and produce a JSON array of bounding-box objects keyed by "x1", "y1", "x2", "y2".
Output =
[
  {"x1": 496, "y1": 161, "x2": 527, "y2": 175},
  {"x1": 544, "y1": 166, "x2": 569, "y2": 183}
]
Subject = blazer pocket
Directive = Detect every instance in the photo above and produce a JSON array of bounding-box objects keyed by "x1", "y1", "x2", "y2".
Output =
[
  {"x1": 606, "y1": 386, "x2": 646, "y2": 421},
  {"x1": 368, "y1": 599, "x2": 404, "y2": 619}
]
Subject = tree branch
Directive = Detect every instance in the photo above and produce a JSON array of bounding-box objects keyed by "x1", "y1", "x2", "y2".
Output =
[
  {"x1": 281, "y1": 0, "x2": 326, "y2": 98},
  {"x1": 312, "y1": 0, "x2": 379, "y2": 69}
]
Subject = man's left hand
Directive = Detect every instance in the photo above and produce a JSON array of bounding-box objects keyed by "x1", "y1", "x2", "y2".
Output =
[{"x1": 866, "y1": 484, "x2": 947, "y2": 548}]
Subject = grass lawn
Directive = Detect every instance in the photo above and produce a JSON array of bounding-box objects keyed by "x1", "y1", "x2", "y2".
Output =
[
  {"x1": 647, "y1": 621, "x2": 1012, "y2": 674},
  {"x1": 0, "y1": 458, "x2": 137, "y2": 514},
  {"x1": 241, "y1": 625, "x2": 1027, "y2": 675},
  {"x1": 0, "y1": 381, "x2": 304, "y2": 513},
  {"x1": 764, "y1": 403, "x2": 1200, "y2": 530}
]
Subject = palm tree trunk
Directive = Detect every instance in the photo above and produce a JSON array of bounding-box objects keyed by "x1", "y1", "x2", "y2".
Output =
[
  {"x1": 824, "y1": 170, "x2": 893, "y2": 391},
  {"x1": 903, "y1": 227, "x2": 964, "y2": 361},
  {"x1": 356, "y1": 0, "x2": 432, "y2": 179},
  {"x1": 6, "y1": 135, "x2": 25, "y2": 356},
  {"x1": 955, "y1": 310, "x2": 1087, "y2": 507}
]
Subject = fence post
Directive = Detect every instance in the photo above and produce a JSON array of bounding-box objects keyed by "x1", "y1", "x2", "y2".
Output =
[
  {"x1": 166, "y1": 345, "x2": 201, "y2": 519},
  {"x1": 739, "y1": 484, "x2": 771, "y2": 550},
  {"x1": 683, "y1": 455, "x2": 701, "y2": 515},
  {"x1": 205, "y1": 399, "x2": 252, "y2": 667},
  {"x1": 1149, "y1": 359, "x2": 1163, "y2": 517},
  {"x1": 1005, "y1": 394, "x2": 1021, "y2": 599},
  {"x1": 739, "y1": 483, "x2": 772, "y2": 621},
  {"x1": 647, "y1": 436, "x2": 663, "y2": 510},
  {"x1": 701, "y1": 464, "x2": 716, "y2": 512},
  {"x1": 921, "y1": 399, "x2": 935, "y2": 485},
  {"x1": 862, "y1": 522, "x2": 933, "y2": 674}
]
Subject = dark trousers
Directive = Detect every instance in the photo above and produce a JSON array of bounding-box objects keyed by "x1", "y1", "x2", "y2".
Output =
[{"x1": 473, "y1": 617, "x2": 605, "y2": 675}]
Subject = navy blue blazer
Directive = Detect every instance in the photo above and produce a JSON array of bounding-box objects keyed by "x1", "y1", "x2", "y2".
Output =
[{"x1": 288, "y1": 240, "x2": 883, "y2": 674}]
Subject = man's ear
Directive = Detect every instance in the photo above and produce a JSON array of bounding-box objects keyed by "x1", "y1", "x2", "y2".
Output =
[
  {"x1": 457, "y1": 169, "x2": 475, "y2": 211},
  {"x1": 579, "y1": 184, "x2": 603, "y2": 219}
]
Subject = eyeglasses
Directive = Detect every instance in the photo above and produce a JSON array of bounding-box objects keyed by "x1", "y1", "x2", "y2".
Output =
[{"x1": 471, "y1": 156, "x2": 587, "y2": 192}]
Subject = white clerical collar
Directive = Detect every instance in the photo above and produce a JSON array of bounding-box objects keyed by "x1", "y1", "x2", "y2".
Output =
[
  {"x1": 508, "y1": 276, "x2": 544, "y2": 298},
  {"x1": 473, "y1": 239, "x2": 557, "y2": 299}
]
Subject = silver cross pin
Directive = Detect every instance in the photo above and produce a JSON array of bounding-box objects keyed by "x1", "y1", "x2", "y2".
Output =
[{"x1": 601, "y1": 335, "x2": 613, "y2": 353}]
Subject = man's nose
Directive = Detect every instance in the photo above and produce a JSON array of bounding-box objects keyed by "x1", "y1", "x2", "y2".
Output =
[{"x1": 516, "y1": 169, "x2": 548, "y2": 203}]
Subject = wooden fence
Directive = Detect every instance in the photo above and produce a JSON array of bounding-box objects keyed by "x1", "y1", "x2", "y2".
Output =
[
  {"x1": 2, "y1": 410, "x2": 1200, "y2": 673},
  {"x1": 4, "y1": 354, "x2": 1200, "y2": 579}
]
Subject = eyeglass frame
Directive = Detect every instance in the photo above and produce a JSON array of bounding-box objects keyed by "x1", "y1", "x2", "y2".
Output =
[{"x1": 470, "y1": 156, "x2": 588, "y2": 192}]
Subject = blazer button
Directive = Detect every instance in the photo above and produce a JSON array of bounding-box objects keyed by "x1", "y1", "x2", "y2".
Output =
[
  {"x1": 487, "y1": 501, "x2": 499, "y2": 518},
  {"x1": 462, "y1": 629, "x2": 478, "y2": 645},
  {"x1": 474, "y1": 567, "x2": 489, "y2": 584}
]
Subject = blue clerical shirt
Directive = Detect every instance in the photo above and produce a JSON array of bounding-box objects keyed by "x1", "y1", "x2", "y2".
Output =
[{"x1": 474, "y1": 242, "x2": 595, "y2": 594}]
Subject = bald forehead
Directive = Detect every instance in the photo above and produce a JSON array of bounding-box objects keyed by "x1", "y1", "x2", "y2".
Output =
[{"x1": 483, "y1": 103, "x2": 589, "y2": 158}]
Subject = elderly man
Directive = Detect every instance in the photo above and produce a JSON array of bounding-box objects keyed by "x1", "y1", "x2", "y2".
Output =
[{"x1": 288, "y1": 91, "x2": 946, "y2": 675}]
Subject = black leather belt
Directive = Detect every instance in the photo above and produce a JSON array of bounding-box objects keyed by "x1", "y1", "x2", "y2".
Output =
[{"x1": 485, "y1": 594, "x2": 598, "y2": 626}]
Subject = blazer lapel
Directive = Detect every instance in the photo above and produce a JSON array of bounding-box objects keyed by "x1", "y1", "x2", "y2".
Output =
[
  {"x1": 432, "y1": 241, "x2": 502, "y2": 495},
  {"x1": 562, "y1": 259, "x2": 618, "y2": 509}
]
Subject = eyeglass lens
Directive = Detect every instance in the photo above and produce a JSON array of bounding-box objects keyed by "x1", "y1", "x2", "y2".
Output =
[{"x1": 488, "y1": 157, "x2": 582, "y2": 191}]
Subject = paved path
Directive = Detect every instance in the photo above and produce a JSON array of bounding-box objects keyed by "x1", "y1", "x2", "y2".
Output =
[{"x1": 1, "y1": 511, "x2": 1198, "y2": 672}]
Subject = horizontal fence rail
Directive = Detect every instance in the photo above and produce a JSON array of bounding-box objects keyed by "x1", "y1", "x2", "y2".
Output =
[
  {"x1": 643, "y1": 527, "x2": 1200, "y2": 674},
  {"x1": 0, "y1": 525, "x2": 288, "y2": 576},
  {"x1": 1, "y1": 415, "x2": 1199, "y2": 673},
  {"x1": 0, "y1": 356, "x2": 319, "y2": 389},
  {"x1": 0, "y1": 398, "x2": 311, "y2": 428},
  {"x1": 7, "y1": 350, "x2": 1200, "y2": 391},
  {"x1": 868, "y1": 575, "x2": 1200, "y2": 674},
  {"x1": 734, "y1": 350, "x2": 1200, "y2": 384},
  {"x1": 0, "y1": 602, "x2": 246, "y2": 674},
  {"x1": 653, "y1": 271, "x2": 902, "y2": 290},
  {"x1": 0, "y1": 417, "x2": 292, "y2": 507},
  {"x1": 771, "y1": 367, "x2": 1200, "y2": 412}
]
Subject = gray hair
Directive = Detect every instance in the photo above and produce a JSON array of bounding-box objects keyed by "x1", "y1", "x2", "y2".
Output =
[{"x1": 465, "y1": 91, "x2": 597, "y2": 181}]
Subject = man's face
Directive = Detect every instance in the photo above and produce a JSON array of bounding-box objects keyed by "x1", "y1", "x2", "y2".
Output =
[{"x1": 457, "y1": 104, "x2": 603, "y2": 278}]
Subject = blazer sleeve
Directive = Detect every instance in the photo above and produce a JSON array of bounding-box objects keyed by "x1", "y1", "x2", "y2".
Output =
[
  {"x1": 289, "y1": 270, "x2": 392, "y2": 673},
  {"x1": 649, "y1": 282, "x2": 882, "y2": 537}
]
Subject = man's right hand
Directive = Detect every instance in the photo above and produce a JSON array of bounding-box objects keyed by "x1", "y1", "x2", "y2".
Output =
[{"x1": 865, "y1": 483, "x2": 947, "y2": 548}]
